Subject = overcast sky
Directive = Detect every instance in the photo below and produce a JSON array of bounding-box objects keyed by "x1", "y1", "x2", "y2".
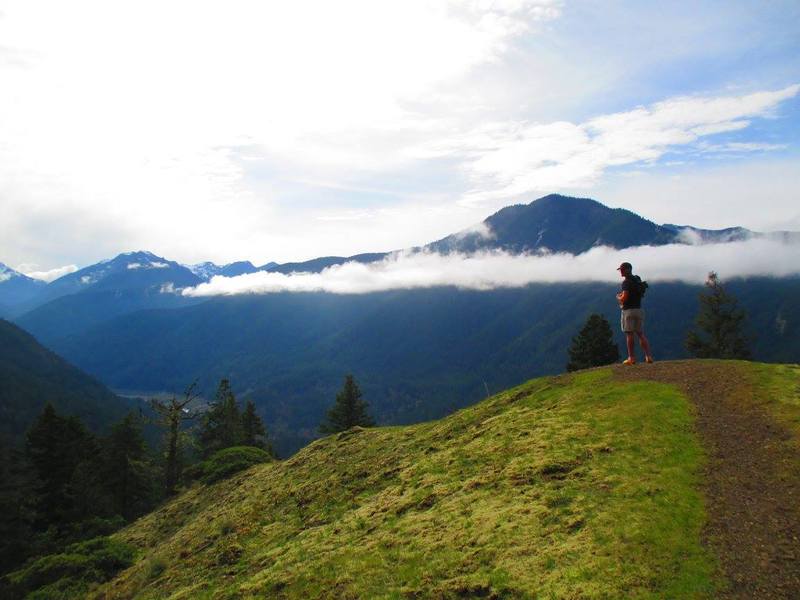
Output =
[{"x1": 1, "y1": 0, "x2": 799, "y2": 275}]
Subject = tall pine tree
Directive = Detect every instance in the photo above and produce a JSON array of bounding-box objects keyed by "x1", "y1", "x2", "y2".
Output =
[
  {"x1": 686, "y1": 272, "x2": 751, "y2": 359},
  {"x1": 25, "y1": 404, "x2": 97, "y2": 527},
  {"x1": 0, "y1": 443, "x2": 36, "y2": 573},
  {"x1": 102, "y1": 412, "x2": 153, "y2": 520},
  {"x1": 319, "y1": 374, "x2": 375, "y2": 434},
  {"x1": 199, "y1": 379, "x2": 243, "y2": 457},
  {"x1": 566, "y1": 314, "x2": 620, "y2": 372},
  {"x1": 150, "y1": 383, "x2": 202, "y2": 496},
  {"x1": 241, "y1": 400, "x2": 272, "y2": 456}
]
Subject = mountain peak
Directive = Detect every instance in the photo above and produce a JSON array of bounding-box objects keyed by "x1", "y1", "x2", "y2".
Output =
[
  {"x1": 427, "y1": 193, "x2": 672, "y2": 255},
  {"x1": 528, "y1": 193, "x2": 604, "y2": 207}
]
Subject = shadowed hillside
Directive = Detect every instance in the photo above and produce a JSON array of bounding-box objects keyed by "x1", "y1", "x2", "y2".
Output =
[{"x1": 0, "y1": 319, "x2": 132, "y2": 445}]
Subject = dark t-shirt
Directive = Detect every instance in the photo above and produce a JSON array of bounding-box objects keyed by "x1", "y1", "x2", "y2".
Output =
[{"x1": 621, "y1": 275, "x2": 642, "y2": 309}]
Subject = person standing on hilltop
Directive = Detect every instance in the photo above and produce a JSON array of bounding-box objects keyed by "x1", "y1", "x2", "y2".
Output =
[{"x1": 616, "y1": 262, "x2": 654, "y2": 365}]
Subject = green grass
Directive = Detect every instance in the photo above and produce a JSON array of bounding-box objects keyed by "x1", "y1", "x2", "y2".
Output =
[
  {"x1": 95, "y1": 368, "x2": 718, "y2": 599},
  {"x1": 746, "y1": 362, "x2": 800, "y2": 438}
]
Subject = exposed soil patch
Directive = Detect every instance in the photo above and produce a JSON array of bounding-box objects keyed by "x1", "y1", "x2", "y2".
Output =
[{"x1": 614, "y1": 360, "x2": 800, "y2": 599}]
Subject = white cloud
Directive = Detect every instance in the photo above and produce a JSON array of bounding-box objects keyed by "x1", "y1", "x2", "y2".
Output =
[
  {"x1": 452, "y1": 221, "x2": 495, "y2": 240},
  {"x1": 182, "y1": 238, "x2": 800, "y2": 296},
  {"x1": 20, "y1": 264, "x2": 78, "y2": 282},
  {"x1": 127, "y1": 263, "x2": 142, "y2": 270},
  {"x1": 0, "y1": 0, "x2": 562, "y2": 268},
  {"x1": 0, "y1": 0, "x2": 797, "y2": 272},
  {"x1": 696, "y1": 141, "x2": 788, "y2": 153},
  {"x1": 420, "y1": 85, "x2": 800, "y2": 204},
  {"x1": 591, "y1": 156, "x2": 800, "y2": 232}
]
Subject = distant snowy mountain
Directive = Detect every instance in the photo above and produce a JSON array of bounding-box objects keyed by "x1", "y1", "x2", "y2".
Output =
[
  {"x1": 14, "y1": 252, "x2": 205, "y2": 341},
  {"x1": 39, "y1": 250, "x2": 201, "y2": 300},
  {"x1": 188, "y1": 260, "x2": 259, "y2": 281}
]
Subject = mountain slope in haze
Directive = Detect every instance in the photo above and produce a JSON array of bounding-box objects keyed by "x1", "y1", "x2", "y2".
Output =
[
  {"x1": 48, "y1": 277, "x2": 800, "y2": 455},
  {"x1": 91, "y1": 362, "x2": 760, "y2": 599},
  {"x1": 188, "y1": 261, "x2": 260, "y2": 281},
  {"x1": 263, "y1": 253, "x2": 390, "y2": 275},
  {"x1": 0, "y1": 319, "x2": 131, "y2": 446},
  {"x1": 0, "y1": 263, "x2": 46, "y2": 317}
]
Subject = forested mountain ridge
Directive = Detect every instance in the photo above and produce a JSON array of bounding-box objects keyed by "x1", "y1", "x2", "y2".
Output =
[{"x1": 44, "y1": 277, "x2": 800, "y2": 456}]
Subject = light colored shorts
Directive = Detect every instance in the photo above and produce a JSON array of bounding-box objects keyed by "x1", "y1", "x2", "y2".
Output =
[{"x1": 621, "y1": 308, "x2": 644, "y2": 333}]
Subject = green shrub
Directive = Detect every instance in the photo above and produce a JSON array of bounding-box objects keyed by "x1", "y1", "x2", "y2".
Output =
[
  {"x1": 66, "y1": 536, "x2": 135, "y2": 576},
  {"x1": 2, "y1": 536, "x2": 135, "y2": 598},
  {"x1": 218, "y1": 519, "x2": 236, "y2": 536},
  {"x1": 182, "y1": 462, "x2": 205, "y2": 483},
  {"x1": 147, "y1": 556, "x2": 167, "y2": 580},
  {"x1": 196, "y1": 446, "x2": 273, "y2": 484}
]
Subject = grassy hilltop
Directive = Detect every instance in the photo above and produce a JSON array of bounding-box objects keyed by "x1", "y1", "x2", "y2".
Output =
[{"x1": 85, "y1": 360, "x2": 798, "y2": 599}]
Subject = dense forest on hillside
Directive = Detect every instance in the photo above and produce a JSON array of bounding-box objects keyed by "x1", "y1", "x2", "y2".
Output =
[
  {"x1": 0, "y1": 319, "x2": 132, "y2": 446},
  {"x1": 30, "y1": 276, "x2": 800, "y2": 455}
]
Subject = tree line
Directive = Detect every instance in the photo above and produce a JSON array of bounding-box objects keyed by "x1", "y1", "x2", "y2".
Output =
[{"x1": 0, "y1": 373, "x2": 374, "y2": 576}]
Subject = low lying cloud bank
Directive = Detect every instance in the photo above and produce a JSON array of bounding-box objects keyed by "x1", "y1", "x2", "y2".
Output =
[
  {"x1": 23, "y1": 264, "x2": 79, "y2": 282},
  {"x1": 181, "y1": 238, "x2": 800, "y2": 297}
]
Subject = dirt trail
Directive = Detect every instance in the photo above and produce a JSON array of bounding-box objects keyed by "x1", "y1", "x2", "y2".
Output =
[{"x1": 613, "y1": 360, "x2": 800, "y2": 599}]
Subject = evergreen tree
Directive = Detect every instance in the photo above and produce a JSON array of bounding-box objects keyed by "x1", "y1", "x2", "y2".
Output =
[
  {"x1": 319, "y1": 374, "x2": 375, "y2": 434},
  {"x1": 566, "y1": 314, "x2": 620, "y2": 372},
  {"x1": 241, "y1": 400, "x2": 273, "y2": 455},
  {"x1": 150, "y1": 383, "x2": 202, "y2": 496},
  {"x1": 0, "y1": 443, "x2": 36, "y2": 573},
  {"x1": 25, "y1": 404, "x2": 97, "y2": 527},
  {"x1": 686, "y1": 272, "x2": 751, "y2": 359},
  {"x1": 102, "y1": 412, "x2": 153, "y2": 520},
  {"x1": 199, "y1": 379, "x2": 243, "y2": 458}
]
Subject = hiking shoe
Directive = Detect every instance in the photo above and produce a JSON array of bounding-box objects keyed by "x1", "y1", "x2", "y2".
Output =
[
  {"x1": 622, "y1": 358, "x2": 636, "y2": 365},
  {"x1": 645, "y1": 356, "x2": 654, "y2": 364}
]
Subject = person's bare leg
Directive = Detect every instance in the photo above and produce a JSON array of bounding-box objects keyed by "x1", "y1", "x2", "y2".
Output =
[
  {"x1": 625, "y1": 332, "x2": 635, "y2": 362},
  {"x1": 637, "y1": 332, "x2": 653, "y2": 361}
]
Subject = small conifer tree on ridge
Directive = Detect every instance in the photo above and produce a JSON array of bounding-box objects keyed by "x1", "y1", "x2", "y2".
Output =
[
  {"x1": 200, "y1": 379, "x2": 244, "y2": 457},
  {"x1": 686, "y1": 271, "x2": 751, "y2": 359},
  {"x1": 566, "y1": 314, "x2": 620, "y2": 372},
  {"x1": 241, "y1": 400, "x2": 273, "y2": 456},
  {"x1": 320, "y1": 374, "x2": 375, "y2": 434}
]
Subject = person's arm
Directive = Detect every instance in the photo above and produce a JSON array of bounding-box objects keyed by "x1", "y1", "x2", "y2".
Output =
[{"x1": 616, "y1": 280, "x2": 630, "y2": 307}]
